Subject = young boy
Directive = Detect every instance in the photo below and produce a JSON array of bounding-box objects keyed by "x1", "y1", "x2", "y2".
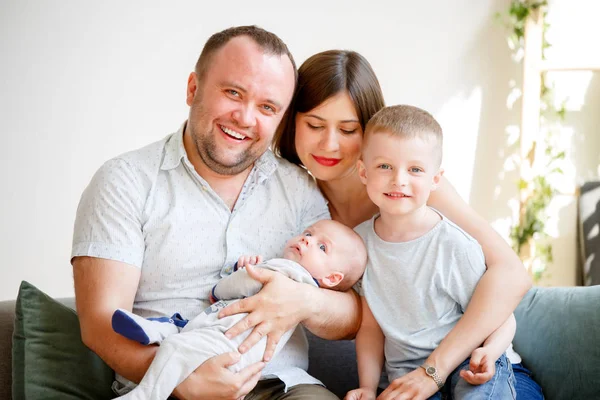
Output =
[
  {"x1": 346, "y1": 105, "x2": 517, "y2": 400},
  {"x1": 112, "y1": 219, "x2": 367, "y2": 400}
]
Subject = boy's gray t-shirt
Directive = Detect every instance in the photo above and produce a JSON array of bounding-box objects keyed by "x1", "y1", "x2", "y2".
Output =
[{"x1": 354, "y1": 211, "x2": 486, "y2": 382}]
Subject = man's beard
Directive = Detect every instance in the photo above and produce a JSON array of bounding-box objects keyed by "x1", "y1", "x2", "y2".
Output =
[{"x1": 192, "y1": 126, "x2": 258, "y2": 176}]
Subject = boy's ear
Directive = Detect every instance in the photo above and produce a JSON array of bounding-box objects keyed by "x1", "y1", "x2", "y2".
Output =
[
  {"x1": 357, "y1": 160, "x2": 368, "y2": 185},
  {"x1": 320, "y1": 272, "x2": 345, "y2": 288},
  {"x1": 431, "y1": 168, "x2": 444, "y2": 191}
]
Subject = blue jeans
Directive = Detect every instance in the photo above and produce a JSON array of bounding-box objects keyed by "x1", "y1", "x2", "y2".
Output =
[
  {"x1": 512, "y1": 363, "x2": 544, "y2": 399},
  {"x1": 427, "y1": 354, "x2": 516, "y2": 399}
]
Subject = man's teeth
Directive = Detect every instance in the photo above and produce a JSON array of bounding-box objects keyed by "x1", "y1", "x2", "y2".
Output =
[{"x1": 221, "y1": 125, "x2": 247, "y2": 140}]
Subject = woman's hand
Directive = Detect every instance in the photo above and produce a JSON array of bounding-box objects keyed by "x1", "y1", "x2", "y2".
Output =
[
  {"x1": 172, "y1": 352, "x2": 264, "y2": 400},
  {"x1": 218, "y1": 264, "x2": 312, "y2": 361},
  {"x1": 377, "y1": 368, "x2": 439, "y2": 400}
]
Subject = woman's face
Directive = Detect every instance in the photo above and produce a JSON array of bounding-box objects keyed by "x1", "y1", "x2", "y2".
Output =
[{"x1": 294, "y1": 91, "x2": 363, "y2": 182}]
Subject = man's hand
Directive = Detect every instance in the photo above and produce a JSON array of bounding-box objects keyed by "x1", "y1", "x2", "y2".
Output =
[
  {"x1": 377, "y1": 368, "x2": 439, "y2": 400},
  {"x1": 237, "y1": 255, "x2": 263, "y2": 269},
  {"x1": 345, "y1": 388, "x2": 377, "y2": 400},
  {"x1": 459, "y1": 347, "x2": 495, "y2": 385},
  {"x1": 172, "y1": 352, "x2": 264, "y2": 400},
  {"x1": 218, "y1": 264, "x2": 312, "y2": 361}
]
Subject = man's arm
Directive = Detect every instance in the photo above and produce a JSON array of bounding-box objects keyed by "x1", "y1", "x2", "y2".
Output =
[
  {"x1": 73, "y1": 256, "x2": 155, "y2": 382},
  {"x1": 73, "y1": 256, "x2": 264, "y2": 400},
  {"x1": 219, "y1": 264, "x2": 361, "y2": 361},
  {"x1": 424, "y1": 177, "x2": 531, "y2": 379}
]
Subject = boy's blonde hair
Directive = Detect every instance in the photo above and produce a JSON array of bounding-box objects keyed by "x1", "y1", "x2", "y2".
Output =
[{"x1": 364, "y1": 105, "x2": 443, "y2": 165}]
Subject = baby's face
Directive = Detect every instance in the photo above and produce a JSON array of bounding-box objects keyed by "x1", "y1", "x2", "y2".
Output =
[
  {"x1": 283, "y1": 220, "x2": 355, "y2": 284},
  {"x1": 359, "y1": 132, "x2": 442, "y2": 216}
]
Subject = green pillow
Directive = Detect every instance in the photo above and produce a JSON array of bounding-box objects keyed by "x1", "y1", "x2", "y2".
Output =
[
  {"x1": 514, "y1": 286, "x2": 600, "y2": 400},
  {"x1": 12, "y1": 281, "x2": 114, "y2": 399}
]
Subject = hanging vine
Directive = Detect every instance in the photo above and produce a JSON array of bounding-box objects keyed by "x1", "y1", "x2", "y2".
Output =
[{"x1": 497, "y1": 0, "x2": 566, "y2": 282}]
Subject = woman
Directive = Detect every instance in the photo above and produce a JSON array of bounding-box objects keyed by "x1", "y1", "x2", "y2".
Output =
[{"x1": 273, "y1": 50, "x2": 543, "y2": 399}]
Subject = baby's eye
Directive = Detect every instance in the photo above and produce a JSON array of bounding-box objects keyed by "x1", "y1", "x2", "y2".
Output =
[
  {"x1": 304, "y1": 232, "x2": 312, "y2": 237},
  {"x1": 319, "y1": 244, "x2": 326, "y2": 252}
]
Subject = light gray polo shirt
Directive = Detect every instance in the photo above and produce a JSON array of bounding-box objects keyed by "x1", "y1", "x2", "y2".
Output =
[{"x1": 72, "y1": 123, "x2": 330, "y2": 390}]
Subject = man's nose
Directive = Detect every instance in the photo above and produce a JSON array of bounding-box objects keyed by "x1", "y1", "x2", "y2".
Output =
[
  {"x1": 319, "y1": 128, "x2": 340, "y2": 152},
  {"x1": 232, "y1": 104, "x2": 257, "y2": 128}
]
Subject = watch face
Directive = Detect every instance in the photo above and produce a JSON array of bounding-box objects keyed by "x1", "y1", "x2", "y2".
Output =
[{"x1": 426, "y1": 366, "x2": 436, "y2": 375}]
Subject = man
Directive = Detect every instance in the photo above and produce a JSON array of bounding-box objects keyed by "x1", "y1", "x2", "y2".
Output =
[{"x1": 72, "y1": 26, "x2": 360, "y2": 400}]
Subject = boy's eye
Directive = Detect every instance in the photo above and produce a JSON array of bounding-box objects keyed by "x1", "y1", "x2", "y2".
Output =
[
  {"x1": 379, "y1": 164, "x2": 391, "y2": 170},
  {"x1": 319, "y1": 244, "x2": 326, "y2": 252},
  {"x1": 410, "y1": 167, "x2": 423, "y2": 173}
]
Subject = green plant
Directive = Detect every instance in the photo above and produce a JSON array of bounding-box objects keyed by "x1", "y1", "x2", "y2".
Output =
[{"x1": 498, "y1": 0, "x2": 566, "y2": 282}]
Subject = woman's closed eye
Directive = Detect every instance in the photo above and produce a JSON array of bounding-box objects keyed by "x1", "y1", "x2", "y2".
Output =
[{"x1": 307, "y1": 123, "x2": 323, "y2": 130}]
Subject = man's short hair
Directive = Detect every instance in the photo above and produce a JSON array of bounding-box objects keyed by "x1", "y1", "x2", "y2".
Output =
[
  {"x1": 195, "y1": 25, "x2": 297, "y2": 83},
  {"x1": 364, "y1": 105, "x2": 443, "y2": 165}
]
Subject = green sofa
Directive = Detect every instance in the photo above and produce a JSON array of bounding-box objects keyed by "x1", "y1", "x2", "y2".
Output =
[{"x1": 2, "y1": 282, "x2": 600, "y2": 399}]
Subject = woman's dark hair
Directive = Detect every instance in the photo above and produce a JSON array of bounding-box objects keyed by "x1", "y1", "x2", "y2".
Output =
[{"x1": 273, "y1": 50, "x2": 385, "y2": 165}]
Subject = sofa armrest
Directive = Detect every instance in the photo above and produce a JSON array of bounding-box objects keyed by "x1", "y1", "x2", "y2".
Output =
[{"x1": 514, "y1": 286, "x2": 600, "y2": 400}]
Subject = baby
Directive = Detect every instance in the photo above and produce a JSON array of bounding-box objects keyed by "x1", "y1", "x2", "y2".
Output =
[{"x1": 112, "y1": 219, "x2": 367, "y2": 400}]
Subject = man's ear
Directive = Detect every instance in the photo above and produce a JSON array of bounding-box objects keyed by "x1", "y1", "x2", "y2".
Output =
[
  {"x1": 431, "y1": 168, "x2": 444, "y2": 191},
  {"x1": 357, "y1": 160, "x2": 368, "y2": 185},
  {"x1": 186, "y1": 72, "x2": 198, "y2": 106},
  {"x1": 320, "y1": 272, "x2": 345, "y2": 288}
]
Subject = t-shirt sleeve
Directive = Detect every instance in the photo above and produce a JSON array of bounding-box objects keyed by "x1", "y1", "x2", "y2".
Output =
[
  {"x1": 71, "y1": 158, "x2": 147, "y2": 267},
  {"x1": 445, "y1": 240, "x2": 487, "y2": 312}
]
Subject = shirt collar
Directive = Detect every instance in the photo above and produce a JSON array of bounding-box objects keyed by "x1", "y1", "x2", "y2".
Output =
[
  {"x1": 160, "y1": 122, "x2": 187, "y2": 171},
  {"x1": 161, "y1": 121, "x2": 279, "y2": 181}
]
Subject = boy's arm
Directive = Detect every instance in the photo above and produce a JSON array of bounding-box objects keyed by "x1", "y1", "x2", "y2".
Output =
[
  {"x1": 356, "y1": 297, "x2": 385, "y2": 391},
  {"x1": 480, "y1": 313, "x2": 516, "y2": 359},
  {"x1": 460, "y1": 314, "x2": 516, "y2": 385}
]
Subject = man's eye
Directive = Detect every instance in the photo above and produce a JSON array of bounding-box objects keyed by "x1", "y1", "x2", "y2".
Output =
[
  {"x1": 262, "y1": 104, "x2": 275, "y2": 113},
  {"x1": 319, "y1": 244, "x2": 326, "y2": 252},
  {"x1": 227, "y1": 90, "x2": 240, "y2": 97}
]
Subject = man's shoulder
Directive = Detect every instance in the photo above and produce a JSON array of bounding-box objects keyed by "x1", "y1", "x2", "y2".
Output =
[{"x1": 97, "y1": 134, "x2": 171, "y2": 182}]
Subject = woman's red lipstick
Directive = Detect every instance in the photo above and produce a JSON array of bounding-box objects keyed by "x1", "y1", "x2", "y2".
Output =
[{"x1": 312, "y1": 155, "x2": 341, "y2": 167}]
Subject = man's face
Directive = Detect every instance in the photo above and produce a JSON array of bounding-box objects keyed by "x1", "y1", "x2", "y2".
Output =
[{"x1": 186, "y1": 36, "x2": 295, "y2": 175}]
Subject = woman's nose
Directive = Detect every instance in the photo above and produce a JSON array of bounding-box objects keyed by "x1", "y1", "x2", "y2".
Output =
[{"x1": 319, "y1": 128, "x2": 340, "y2": 152}]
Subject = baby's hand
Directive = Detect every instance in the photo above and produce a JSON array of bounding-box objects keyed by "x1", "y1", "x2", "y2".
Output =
[
  {"x1": 237, "y1": 255, "x2": 263, "y2": 269},
  {"x1": 460, "y1": 347, "x2": 496, "y2": 385},
  {"x1": 344, "y1": 388, "x2": 376, "y2": 400}
]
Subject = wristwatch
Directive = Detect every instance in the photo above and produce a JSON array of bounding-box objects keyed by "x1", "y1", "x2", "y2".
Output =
[{"x1": 421, "y1": 363, "x2": 444, "y2": 389}]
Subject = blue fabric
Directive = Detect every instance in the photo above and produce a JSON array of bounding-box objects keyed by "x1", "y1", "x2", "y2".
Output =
[
  {"x1": 512, "y1": 363, "x2": 544, "y2": 399},
  {"x1": 448, "y1": 354, "x2": 515, "y2": 399},
  {"x1": 513, "y1": 286, "x2": 600, "y2": 400}
]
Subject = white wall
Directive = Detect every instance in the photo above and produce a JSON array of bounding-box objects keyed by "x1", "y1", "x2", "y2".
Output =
[{"x1": 0, "y1": 0, "x2": 597, "y2": 300}]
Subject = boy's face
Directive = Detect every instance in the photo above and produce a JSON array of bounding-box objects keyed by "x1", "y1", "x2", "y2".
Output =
[
  {"x1": 358, "y1": 131, "x2": 442, "y2": 216},
  {"x1": 282, "y1": 220, "x2": 353, "y2": 288}
]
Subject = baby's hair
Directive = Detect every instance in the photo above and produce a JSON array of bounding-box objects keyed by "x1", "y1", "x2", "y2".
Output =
[
  {"x1": 364, "y1": 105, "x2": 443, "y2": 165},
  {"x1": 335, "y1": 226, "x2": 367, "y2": 292}
]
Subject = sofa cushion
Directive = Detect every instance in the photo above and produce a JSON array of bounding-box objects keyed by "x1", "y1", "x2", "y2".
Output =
[
  {"x1": 514, "y1": 285, "x2": 600, "y2": 400},
  {"x1": 12, "y1": 281, "x2": 114, "y2": 399}
]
